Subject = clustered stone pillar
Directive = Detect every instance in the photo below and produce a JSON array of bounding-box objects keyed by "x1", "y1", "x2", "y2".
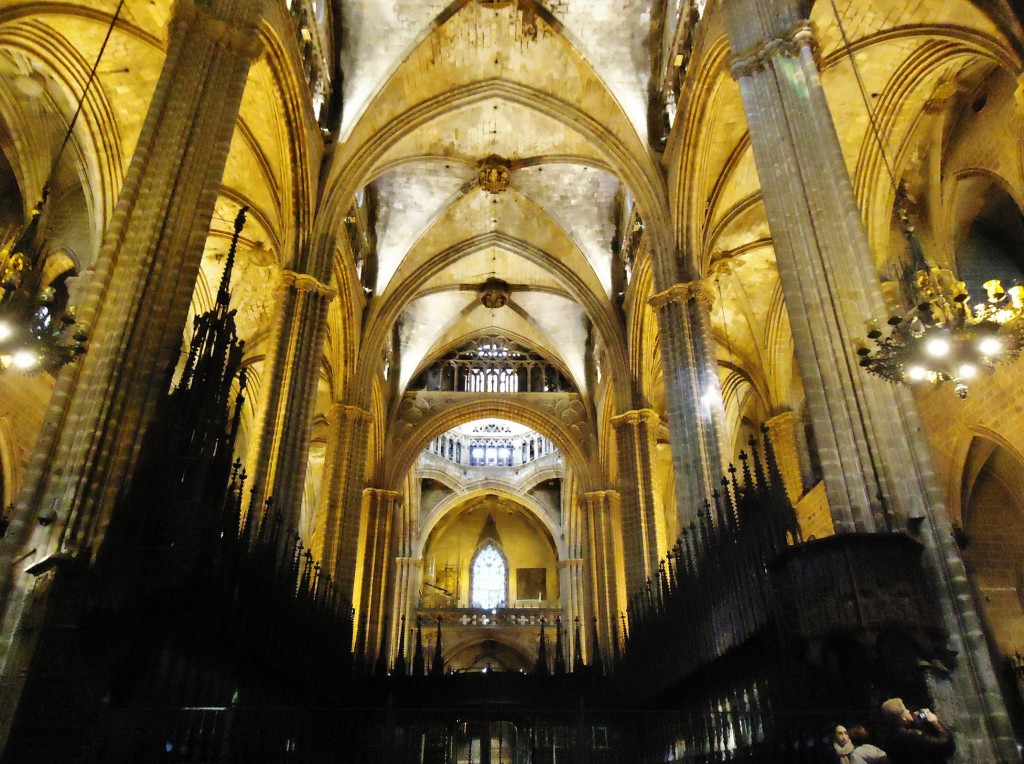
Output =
[
  {"x1": 764, "y1": 411, "x2": 803, "y2": 504},
  {"x1": 390, "y1": 557, "x2": 421, "y2": 667},
  {"x1": 310, "y1": 403, "x2": 372, "y2": 572},
  {"x1": 0, "y1": 0, "x2": 263, "y2": 748},
  {"x1": 560, "y1": 482, "x2": 588, "y2": 662},
  {"x1": 388, "y1": 477, "x2": 420, "y2": 668},
  {"x1": 649, "y1": 280, "x2": 729, "y2": 528},
  {"x1": 580, "y1": 490, "x2": 622, "y2": 665},
  {"x1": 611, "y1": 409, "x2": 666, "y2": 596},
  {"x1": 332, "y1": 409, "x2": 374, "y2": 603},
  {"x1": 246, "y1": 271, "x2": 336, "y2": 535},
  {"x1": 721, "y1": 0, "x2": 1016, "y2": 757},
  {"x1": 559, "y1": 558, "x2": 586, "y2": 664},
  {"x1": 356, "y1": 488, "x2": 400, "y2": 663}
]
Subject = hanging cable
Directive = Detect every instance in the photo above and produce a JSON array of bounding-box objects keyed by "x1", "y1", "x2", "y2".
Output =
[
  {"x1": 827, "y1": 0, "x2": 901, "y2": 201},
  {"x1": 46, "y1": 0, "x2": 126, "y2": 188}
]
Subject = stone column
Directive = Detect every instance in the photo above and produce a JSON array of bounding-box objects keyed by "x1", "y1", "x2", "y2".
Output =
[
  {"x1": 332, "y1": 408, "x2": 374, "y2": 602},
  {"x1": 387, "y1": 475, "x2": 419, "y2": 667},
  {"x1": 310, "y1": 403, "x2": 372, "y2": 572},
  {"x1": 356, "y1": 488, "x2": 400, "y2": 664},
  {"x1": 246, "y1": 271, "x2": 336, "y2": 536},
  {"x1": 721, "y1": 1, "x2": 1015, "y2": 757},
  {"x1": 649, "y1": 280, "x2": 729, "y2": 527},
  {"x1": 611, "y1": 409, "x2": 666, "y2": 596},
  {"x1": 560, "y1": 478, "x2": 587, "y2": 662},
  {"x1": 0, "y1": 0, "x2": 263, "y2": 750},
  {"x1": 390, "y1": 557, "x2": 421, "y2": 668},
  {"x1": 764, "y1": 411, "x2": 803, "y2": 504},
  {"x1": 559, "y1": 558, "x2": 585, "y2": 663},
  {"x1": 581, "y1": 490, "x2": 623, "y2": 665}
]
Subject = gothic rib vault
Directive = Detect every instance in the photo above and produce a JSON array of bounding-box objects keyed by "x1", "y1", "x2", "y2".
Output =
[{"x1": 0, "y1": 0, "x2": 1022, "y2": 760}]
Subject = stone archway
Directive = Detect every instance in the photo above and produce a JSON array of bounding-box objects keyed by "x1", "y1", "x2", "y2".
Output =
[
  {"x1": 445, "y1": 635, "x2": 536, "y2": 674},
  {"x1": 382, "y1": 392, "x2": 599, "y2": 491},
  {"x1": 960, "y1": 436, "x2": 1024, "y2": 656}
]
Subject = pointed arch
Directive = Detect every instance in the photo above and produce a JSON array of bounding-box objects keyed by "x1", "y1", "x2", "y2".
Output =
[
  {"x1": 470, "y1": 542, "x2": 508, "y2": 610},
  {"x1": 384, "y1": 395, "x2": 599, "y2": 491},
  {"x1": 355, "y1": 229, "x2": 630, "y2": 410},
  {"x1": 317, "y1": 75, "x2": 672, "y2": 298}
]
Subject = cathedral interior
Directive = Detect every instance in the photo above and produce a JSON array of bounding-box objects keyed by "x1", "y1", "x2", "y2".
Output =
[{"x1": 0, "y1": 0, "x2": 1024, "y2": 761}]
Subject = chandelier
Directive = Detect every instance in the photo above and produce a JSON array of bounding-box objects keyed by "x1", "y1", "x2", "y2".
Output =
[
  {"x1": 857, "y1": 240, "x2": 1024, "y2": 399},
  {"x1": 0, "y1": 195, "x2": 88, "y2": 372},
  {"x1": 823, "y1": 0, "x2": 1024, "y2": 398},
  {"x1": 0, "y1": 0, "x2": 123, "y2": 373}
]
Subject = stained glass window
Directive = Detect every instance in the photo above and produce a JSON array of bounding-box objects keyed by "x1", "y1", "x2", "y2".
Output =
[{"x1": 471, "y1": 544, "x2": 506, "y2": 609}]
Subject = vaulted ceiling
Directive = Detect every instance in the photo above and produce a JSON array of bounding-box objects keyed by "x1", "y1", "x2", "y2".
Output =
[
  {"x1": 2, "y1": 0, "x2": 1020, "y2": 462},
  {"x1": 325, "y1": 0, "x2": 661, "y2": 408}
]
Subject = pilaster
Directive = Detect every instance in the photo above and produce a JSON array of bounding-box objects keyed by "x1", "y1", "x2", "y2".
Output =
[
  {"x1": 246, "y1": 270, "x2": 336, "y2": 535},
  {"x1": 721, "y1": 0, "x2": 1016, "y2": 757}
]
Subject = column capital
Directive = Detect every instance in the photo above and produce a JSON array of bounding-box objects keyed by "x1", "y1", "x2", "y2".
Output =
[
  {"x1": 171, "y1": 0, "x2": 263, "y2": 60},
  {"x1": 329, "y1": 402, "x2": 373, "y2": 424},
  {"x1": 280, "y1": 270, "x2": 338, "y2": 300},
  {"x1": 648, "y1": 279, "x2": 714, "y2": 312},
  {"x1": 580, "y1": 489, "x2": 620, "y2": 507},
  {"x1": 363, "y1": 487, "x2": 403, "y2": 503},
  {"x1": 765, "y1": 410, "x2": 798, "y2": 432},
  {"x1": 610, "y1": 408, "x2": 661, "y2": 429},
  {"x1": 729, "y1": 20, "x2": 817, "y2": 80}
]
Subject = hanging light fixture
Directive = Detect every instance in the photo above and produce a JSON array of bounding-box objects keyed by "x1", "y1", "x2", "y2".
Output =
[
  {"x1": 824, "y1": 0, "x2": 1024, "y2": 398},
  {"x1": 0, "y1": 193, "x2": 88, "y2": 372},
  {"x1": 856, "y1": 211, "x2": 1024, "y2": 398},
  {"x1": 0, "y1": 0, "x2": 124, "y2": 373}
]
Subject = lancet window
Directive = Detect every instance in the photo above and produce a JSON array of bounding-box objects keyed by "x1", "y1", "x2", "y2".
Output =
[{"x1": 470, "y1": 543, "x2": 507, "y2": 610}]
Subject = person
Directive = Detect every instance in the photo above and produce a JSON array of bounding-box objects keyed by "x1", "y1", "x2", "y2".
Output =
[
  {"x1": 834, "y1": 725, "x2": 855, "y2": 763},
  {"x1": 847, "y1": 724, "x2": 888, "y2": 763},
  {"x1": 879, "y1": 697, "x2": 954, "y2": 763}
]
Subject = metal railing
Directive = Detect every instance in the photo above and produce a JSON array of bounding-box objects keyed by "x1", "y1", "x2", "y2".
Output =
[{"x1": 417, "y1": 607, "x2": 565, "y2": 629}]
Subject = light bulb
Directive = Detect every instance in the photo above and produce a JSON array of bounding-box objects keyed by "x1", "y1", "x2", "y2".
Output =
[
  {"x1": 907, "y1": 365, "x2": 929, "y2": 381},
  {"x1": 925, "y1": 337, "x2": 950, "y2": 357},
  {"x1": 978, "y1": 337, "x2": 1002, "y2": 356},
  {"x1": 0, "y1": 322, "x2": 10, "y2": 341},
  {"x1": 12, "y1": 350, "x2": 38, "y2": 369},
  {"x1": 958, "y1": 363, "x2": 977, "y2": 379}
]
